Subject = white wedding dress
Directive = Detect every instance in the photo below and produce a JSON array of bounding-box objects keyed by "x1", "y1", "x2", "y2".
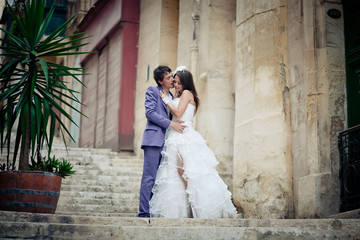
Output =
[{"x1": 150, "y1": 98, "x2": 237, "y2": 218}]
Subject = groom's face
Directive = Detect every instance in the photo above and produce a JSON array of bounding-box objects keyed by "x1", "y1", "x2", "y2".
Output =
[{"x1": 160, "y1": 72, "x2": 174, "y2": 90}]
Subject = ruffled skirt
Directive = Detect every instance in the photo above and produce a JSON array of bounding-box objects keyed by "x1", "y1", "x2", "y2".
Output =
[{"x1": 149, "y1": 124, "x2": 237, "y2": 218}]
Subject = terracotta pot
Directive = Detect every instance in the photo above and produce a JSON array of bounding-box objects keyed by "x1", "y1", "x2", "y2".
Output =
[{"x1": 0, "y1": 171, "x2": 62, "y2": 214}]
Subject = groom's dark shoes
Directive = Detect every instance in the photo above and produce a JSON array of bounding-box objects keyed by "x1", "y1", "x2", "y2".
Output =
[{"x1": 138, "y1": 213, "x2": 150, "y2": 218}]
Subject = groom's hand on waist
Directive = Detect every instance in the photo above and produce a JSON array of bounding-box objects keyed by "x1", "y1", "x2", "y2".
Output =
[{"x1": 170, "y1": 121, "x2": 186, "y2": 134}]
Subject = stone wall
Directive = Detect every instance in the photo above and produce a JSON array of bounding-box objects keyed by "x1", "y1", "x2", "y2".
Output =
[{"x1": 287, "y1": 0, "x2": 345, "y2": 218}]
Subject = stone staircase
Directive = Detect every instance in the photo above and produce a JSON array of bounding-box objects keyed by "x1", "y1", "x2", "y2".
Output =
[
  {"x1": 1, "y1": 145, "x2": 360, "y2": 239},
  {"x1": 52, "y1": 146, "x2": 142, "y2": 218}
]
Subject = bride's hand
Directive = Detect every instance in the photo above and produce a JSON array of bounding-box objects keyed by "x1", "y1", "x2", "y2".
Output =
[
  {"x1": 170, "y1": 121, "x2": 186, "y2": 133},
  {"x1": 160, "y1": 90, "x2": 171, "y2": 105}
]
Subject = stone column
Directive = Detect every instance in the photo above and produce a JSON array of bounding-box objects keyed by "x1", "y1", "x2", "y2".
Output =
[
  {"x1": 233, "y1": 0, "x2": 293, "y2": 218},
  {"x1": 177, "y1": 0, "x2": 236, "y2": 189},
  {"x1": 288, "y1": 0, "x2": 345, "y2": 218},
  {"x1": 194, "y1": 0, "x2": 236, "y2": 190},
  {"x1": 133, "y1": 0, "x2": 179, "y2": 155},
  {"x1": 190, "y1": 0, "x2": 200, "y2": 78}
]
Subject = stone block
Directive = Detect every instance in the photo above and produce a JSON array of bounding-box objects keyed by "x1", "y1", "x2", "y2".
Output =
[{"x1": 297, "y1": 173, "x2": 339, "y2": 218}]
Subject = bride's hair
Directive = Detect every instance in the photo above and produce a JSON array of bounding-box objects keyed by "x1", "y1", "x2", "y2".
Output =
[{"x1": 174, "y1": 70, "x2": 200, "y2": 110}]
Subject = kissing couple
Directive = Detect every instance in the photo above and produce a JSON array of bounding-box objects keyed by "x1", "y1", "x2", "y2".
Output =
[{"x1": 138, "y1": 65, "x2": 237, "y2": 218}]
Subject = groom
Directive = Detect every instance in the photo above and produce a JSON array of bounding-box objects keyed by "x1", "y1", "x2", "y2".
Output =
[{"x1": 138, "y1": 65, "x2": 185, "y2": 218}]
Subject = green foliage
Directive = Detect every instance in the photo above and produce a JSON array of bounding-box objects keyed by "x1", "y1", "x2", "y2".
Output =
[
  {"x1": 0, "y1": 0, "x2": 91, "y2": 173},
  {"x1": 58, "y1": 159, "x2": 76, "y2": 178},
  {"x1": 29, "y1": 155, "x2": 75, "y2": 179}
]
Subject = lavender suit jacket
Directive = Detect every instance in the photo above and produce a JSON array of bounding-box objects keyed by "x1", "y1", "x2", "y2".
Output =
[{"x1": 141, "y1": 86, "x2": 172, "y2": 148}]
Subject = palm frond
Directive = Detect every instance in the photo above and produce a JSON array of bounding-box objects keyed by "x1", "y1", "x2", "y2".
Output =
[{"x1": 0, "y1": 0, "x2": 90, "y2": 172}]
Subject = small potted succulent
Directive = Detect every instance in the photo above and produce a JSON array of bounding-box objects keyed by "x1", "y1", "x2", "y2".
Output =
[{"x1": 0, "y1": 0, "x2": 90, "y2": 213}]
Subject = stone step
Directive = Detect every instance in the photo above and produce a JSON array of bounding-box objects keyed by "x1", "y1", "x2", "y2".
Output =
[
  {"x1": 57, "y1": 198, "x2": 139, "y2": 210},
  {"x1": 70, "y1": 163, "x2": 143, "y2": 172},
  {"x1": 328, "y1": 208, "x2": 360, "y2": 219},
  {"x1": 54, "y1": 212, "x2": 138, "y2": 217},
  {"x1": 70, "y1": 159, "x2": 143, "y2": 169},
  {"x1": 59, "y1": 191, "x2": 138, "y2": 199},
  {"x1": 50, "y1": 146, "x2": 112, "y2": 154},
  {"x1": 55, "y1": 155, "x2": 143, "y2": 164},
  {"x1": 0, "y1": 211, "x2": 359, "y2": 240},
  {"x1": 60, "y1": 188, "x2": 139, "y2": 196},
  {"x1": 61, "y1": 179, "x2": 140, "y2": 187},
  {"x1": 60, "y1": 184, "x2": 139, "y2": 194},
  {"x1": 0, "y1": 221, "x2": 122, "y2": 240},
  {"x1": 60, "y1": 182, "x2": 140, "y2": 190},
  {"x1": 55, "y1": 203, "x2": 138, "y2": 214},
  {"x1": 70, "y1": 168, "x2": 142, "y2": 176},
  {"x1": 0, "y1": 210, "x2": 354, "y2": 227},
  {"x1": 55, "y1": 151, "x2": 141, "y2": 159},
  {"x1": 64, "y1": 171, "x2": 142, "y2": 180},
  {"x1": 1, "y1": 150, "x2": 143, "y2": 164},
  {"x1": 62, "y1": 175, "x2": 141, "y2": 184},
  {"x1": 0, "y1": 158, "x2": 142, "y2": 172},
  {"x1": 72, "y1": 162, "x2": 143, "y2": 168},
  {"x1": 50, "y1": 147, "x2": 135, "y2": 157},
  {"x1": 49, "y1": 148, "x2": 140, "y2": 159},
  {"x1": 119, "y1": 225, "x2": 359, "y2": 240},
  {"x1": 58, "y1": 196, "x2": 138, "y2": 205},
  {"x1": 71, "y1": 165, "x2": 143, "y2": 172}
]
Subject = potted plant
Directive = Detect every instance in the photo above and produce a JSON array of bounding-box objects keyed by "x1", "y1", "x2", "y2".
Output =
[{"x1": 0, "y1": 0, "x2": 89, "y2": 213}]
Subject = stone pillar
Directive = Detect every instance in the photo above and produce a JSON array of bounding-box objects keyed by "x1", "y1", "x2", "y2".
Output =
[
  {"x1": 191, "y1": 0, "x2": 236, "y2": 190},
  {"x1": 133, "y1": 0, "x2": 179, "y2": 155},
  {"x1": 288, "y1": 0, "x2": 345, "y2": 218},
  {"x1": 233, "y1": 0, "x2": 293, "y2": 218},
  {"x1": 190, "y1": 0, "x2": 200, "y2": 78}
]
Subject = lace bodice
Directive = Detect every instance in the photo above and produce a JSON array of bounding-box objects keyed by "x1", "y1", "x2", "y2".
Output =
[{"x1": 171, "y1": 98, "x2": 195, "y2": 123}]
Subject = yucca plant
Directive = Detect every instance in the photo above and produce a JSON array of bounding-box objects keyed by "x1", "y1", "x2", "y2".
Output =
[
  {"x1": 29, "y1": 155, "x2": 75, "y2": 178},
  {"x1": 0, "y1": 0, "x2": 90, "y2": 173}
]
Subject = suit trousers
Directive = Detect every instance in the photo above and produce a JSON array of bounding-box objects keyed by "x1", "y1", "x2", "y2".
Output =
[{"x1": 138, "y1": 146, "x2": 163, "y2": 217}]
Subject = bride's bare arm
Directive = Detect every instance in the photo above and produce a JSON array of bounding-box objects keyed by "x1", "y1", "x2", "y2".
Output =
[{"x1": 167, "y1": 90, "x2": 193, "y2": 118}]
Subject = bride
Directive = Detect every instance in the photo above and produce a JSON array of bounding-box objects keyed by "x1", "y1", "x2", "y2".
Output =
[{"x1": 149, "y1": 66, "x2": 237, "y2": 218}]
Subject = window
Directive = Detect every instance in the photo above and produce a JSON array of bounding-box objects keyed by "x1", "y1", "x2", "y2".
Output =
[{"x1": 44, "y1": 0, "x2": 67, "y2": 36}]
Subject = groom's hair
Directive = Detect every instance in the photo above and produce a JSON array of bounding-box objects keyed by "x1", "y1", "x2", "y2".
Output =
[{"x1": 154, "y1": 65, "x2": 172, "y2": 86}]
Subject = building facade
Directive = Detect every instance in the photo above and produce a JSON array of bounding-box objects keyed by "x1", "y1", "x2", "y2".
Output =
[
  {"x1": 61, "y1": 0, "x2": 357, "y2": 219},
  {"x1": 65, "y1": 0, "x2": 140, "y2": 151}
]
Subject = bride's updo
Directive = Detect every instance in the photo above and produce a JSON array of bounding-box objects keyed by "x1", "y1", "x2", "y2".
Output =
[{"x1": 174, "y1": 68, "x2": 200, "y2": 110}]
